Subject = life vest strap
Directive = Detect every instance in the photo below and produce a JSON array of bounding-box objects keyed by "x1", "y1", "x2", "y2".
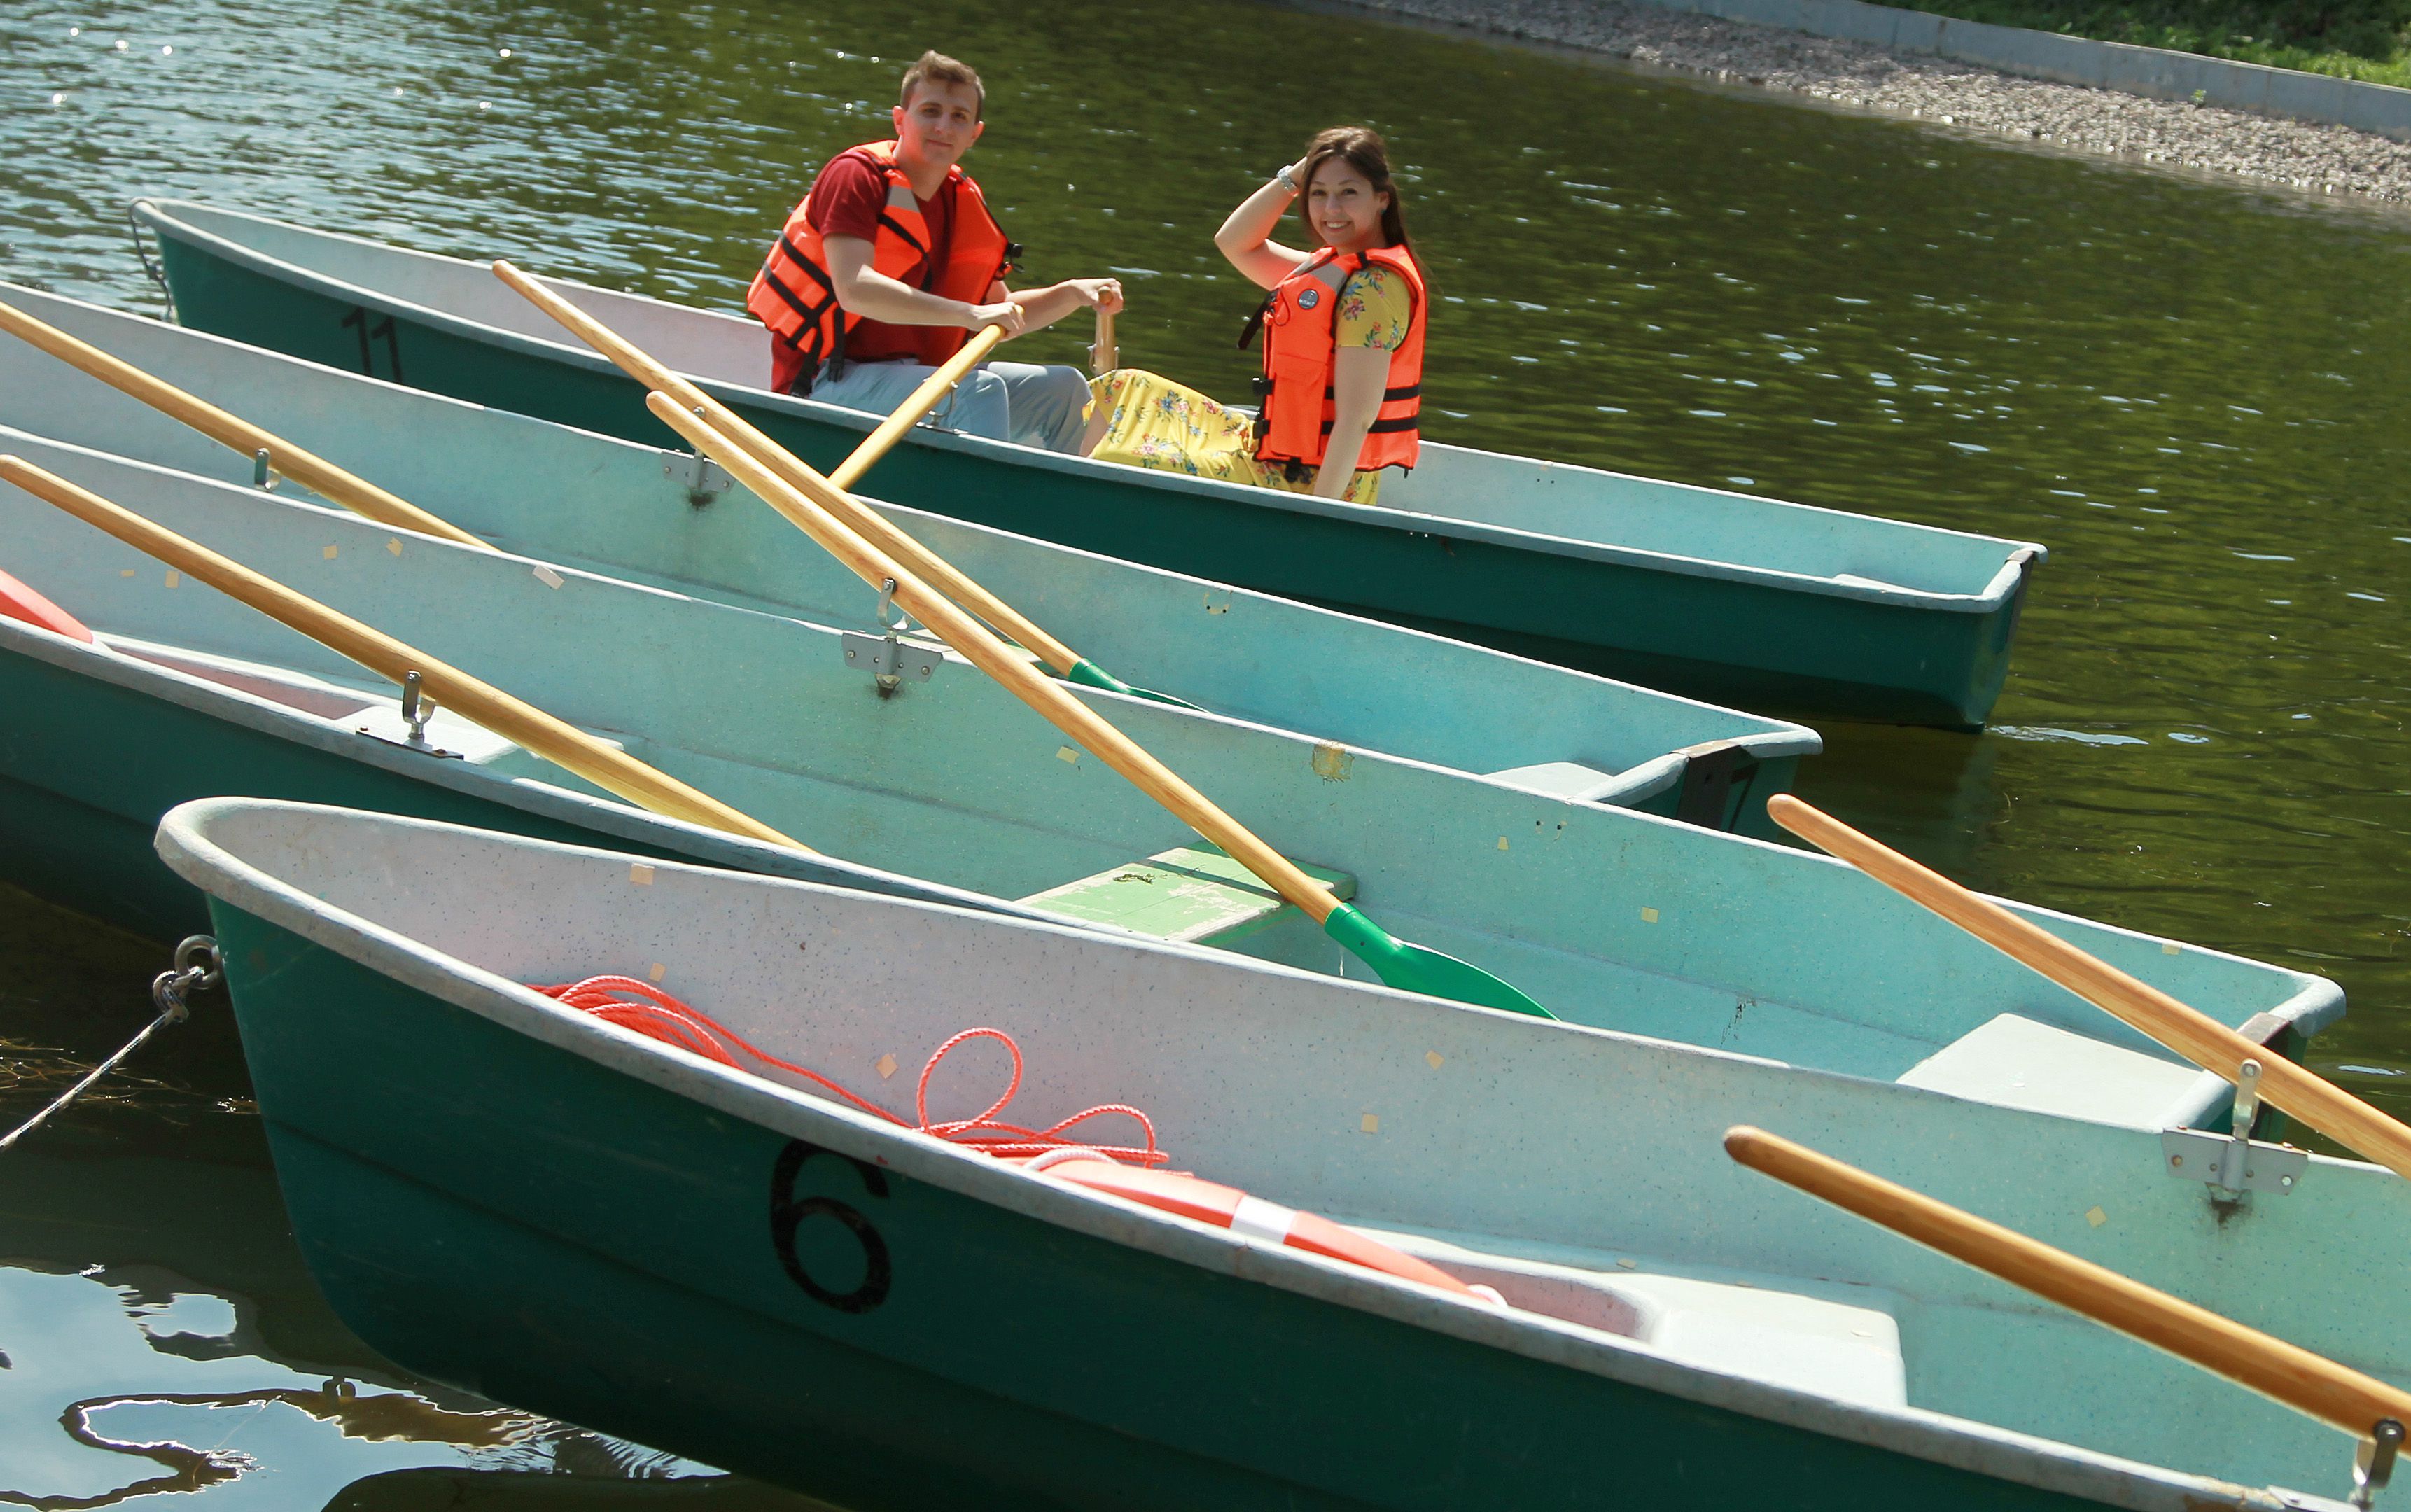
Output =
[{"x1": 1318, "y1": 382, "x2": 1422, "y2": 402}]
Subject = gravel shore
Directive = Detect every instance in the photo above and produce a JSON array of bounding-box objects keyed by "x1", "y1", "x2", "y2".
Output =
[{"x1": 1343, "y1": 0, "x2": 2411, "y2": 203}]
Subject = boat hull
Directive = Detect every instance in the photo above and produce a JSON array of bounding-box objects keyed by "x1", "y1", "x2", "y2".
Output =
[
  {"x1": 149, "y1": 218, "x2": 2034, "y2": 729},
  {"x1": 214, "y1": 899, "x2": 2123, "y2": 1512}
]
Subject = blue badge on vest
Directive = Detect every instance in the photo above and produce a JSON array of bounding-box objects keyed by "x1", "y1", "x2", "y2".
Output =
[{"x1": 1297, "y1": 288, "x2": 1320, "y2": 309}]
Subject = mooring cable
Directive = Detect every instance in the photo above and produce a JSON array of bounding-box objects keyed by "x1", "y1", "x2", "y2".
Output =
[{"x1": 0, "y1": 934, "x2": 218, "y2": 1155}]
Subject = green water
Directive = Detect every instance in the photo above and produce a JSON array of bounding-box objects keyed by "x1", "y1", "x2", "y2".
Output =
[{"x1": 4, "y1": 0, "x2": 2410, "y2": 1502}]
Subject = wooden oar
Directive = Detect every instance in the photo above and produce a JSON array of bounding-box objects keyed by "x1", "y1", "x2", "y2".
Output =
[
  {"x1": 0, "y1": 295, "x2": 487, "y2": 550},
  {"x1": 0, "y1": 455, "x2": 804, "y2": 852},
  {"x1": 826, "y1": 326, "x2": 1005, "y2": 491},
  {"x1": 1726, "y1": 1126, "x2": 2410, "y2": 1450},
  {"x1": 1766, "y1": 793, "x2": 2411, "y2": 1183},
  {"x1": 489, "y1": 260, "x2": 1189, "y2": 708},
  {"x1": 646, "y1": 392, "x2": 1551, "y2": 1020},
  {"x1": 1089, "y1": 307, "x2": 1117, "y2": 375}
]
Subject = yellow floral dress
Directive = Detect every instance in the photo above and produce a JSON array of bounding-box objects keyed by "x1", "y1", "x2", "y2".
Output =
[{"x1": 1086, "y1": 265, "x2": 1414, "y2": 507}]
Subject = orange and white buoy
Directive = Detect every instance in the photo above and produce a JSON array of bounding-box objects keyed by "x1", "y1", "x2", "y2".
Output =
[
  {"x1": 1031, "y1": 1152, "x2": 1504, "y2": 1306},
  {"x1": 0, "y1": 566, "x2": 92, "y2": 643}
]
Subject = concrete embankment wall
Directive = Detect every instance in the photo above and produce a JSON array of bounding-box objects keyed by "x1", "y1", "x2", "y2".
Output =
[{"x1": 1624, "y1": 0, "x2": 2411, "y2": 140}]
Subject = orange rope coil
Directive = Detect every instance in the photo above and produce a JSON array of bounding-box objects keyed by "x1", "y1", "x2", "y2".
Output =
[{"x1": 533, "y1": 975, "x2": 1168, "y2": 1167}]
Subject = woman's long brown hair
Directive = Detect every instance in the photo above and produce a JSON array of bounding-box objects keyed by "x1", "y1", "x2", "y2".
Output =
[{"x1": 1294, "y1": 126, "x2": 1418, "y2": 261}]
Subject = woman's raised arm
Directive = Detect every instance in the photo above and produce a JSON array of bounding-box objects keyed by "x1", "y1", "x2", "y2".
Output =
[{"x1": 1216, "y1": 157, "x2": 1317, "y2": 290}]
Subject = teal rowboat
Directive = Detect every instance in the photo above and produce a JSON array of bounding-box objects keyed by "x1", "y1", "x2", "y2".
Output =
[
  {"x1": 134, "y1": 200, "x2": 2047, "y2": 729},
  {"x1": 0, "y1": 283, "x2": 1815, "y2": 835},
  {"x1": 160, "y1": 797, "x2": 2410, "y2": 1512},
  {"x1": 0, "y1": 435, "x2": 2335, "y2": 1110}
]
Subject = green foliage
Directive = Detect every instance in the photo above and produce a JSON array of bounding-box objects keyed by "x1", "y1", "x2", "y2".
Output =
[{"x1": 1885, "y1": 0, "x2": 2411, "y2": 84}]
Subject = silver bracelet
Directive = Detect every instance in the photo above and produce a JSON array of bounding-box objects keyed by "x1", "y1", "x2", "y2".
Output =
[{"x1": 1275, "y1": 164, "x2": 1299, "y2": 195}]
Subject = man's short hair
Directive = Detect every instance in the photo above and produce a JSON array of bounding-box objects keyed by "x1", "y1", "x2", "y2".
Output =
[{"x1": 900, "y1": 50, "x2": 984, "y2": 119}]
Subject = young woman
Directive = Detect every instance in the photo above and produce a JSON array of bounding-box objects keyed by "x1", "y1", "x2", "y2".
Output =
[{"x1": 1080, "y1": 127, "x2": 1427, "y2": 505}]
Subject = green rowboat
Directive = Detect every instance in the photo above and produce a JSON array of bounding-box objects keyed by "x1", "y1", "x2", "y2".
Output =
[
  {"x1": 0, "y1": 283, "x2": 1817, "y2": 835},
  {"x1": 0, "y1": 436, "x2": 2333, "y2": 1107},
  {"x1": 134, "y1": 199, "x2": 2047, "y2": 729},
  {"x1": 160, "y1": 796, "x2": 2410, "y2": 1511}
]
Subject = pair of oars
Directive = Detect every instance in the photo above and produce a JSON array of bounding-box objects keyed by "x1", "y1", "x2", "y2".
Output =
[
  {"x1": 1742, "y1": 794, "x2": 2411, "y2": 1478},
  {"x1": 491, "y1": 263, "x2": 1551, "y2": 1018},
  {"x1": 498, "y1": 265, "x2": 1183, "y2": 708}
]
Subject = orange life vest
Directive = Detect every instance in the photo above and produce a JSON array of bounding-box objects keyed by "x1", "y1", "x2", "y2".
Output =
[
  {"x1": 746, "y1": 140, "x2": 1019, "y2": 392},
  {"x1": 1248, "y1": 244, "x2": 1426, "y2": 474}
]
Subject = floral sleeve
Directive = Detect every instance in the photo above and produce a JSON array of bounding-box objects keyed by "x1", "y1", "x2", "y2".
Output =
[{"x1": 1334, "y1": 267, "x2": 1413, "y2": 351}]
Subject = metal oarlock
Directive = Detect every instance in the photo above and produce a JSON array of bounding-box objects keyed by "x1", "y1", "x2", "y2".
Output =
[
  {"x1": 873, "y1": 575, "x2": 911, "y2": 632},
  {"x1": 2352, "y1": 1418, "x2": 2403, "y2": 1509},
  {"x1": 2160, "y1": 1055, "x2": 2310, "y2": 1198},
  {"x1": 2233, "y1": 1058, "x2": 2265, "y2": 1140},
  {"x1": 252, "y1": 447, "x2": 277, "y2": 490},
  {"x1": 357, "y1": 668, "x2": 461, "y2": 758},
  {"x1": 843, "y1": 576, "x2": 935, "y2": 693},
  {"x1": 400, "y1": 670, "x2": 433, "y2": 746},
  {"x1": 0, "y1": 935, "x2": 219, "y2": 1156}
]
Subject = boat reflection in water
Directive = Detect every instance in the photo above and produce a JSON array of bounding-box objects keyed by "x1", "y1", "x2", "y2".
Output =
[{"x1": 0, "y1": 1253, "x2": 752, "y2": 1509}]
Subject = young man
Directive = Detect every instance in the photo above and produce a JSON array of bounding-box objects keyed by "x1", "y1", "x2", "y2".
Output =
[{"x1": 747, "y1": 50, "x2": 1123, "y2": 453}]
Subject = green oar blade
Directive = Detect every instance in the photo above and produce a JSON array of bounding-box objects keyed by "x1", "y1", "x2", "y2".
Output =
[
  {"x1": 1065, "y1": 657, "x2": 1203, "y2": 712},
  {"x1": 1322, "y1": 903, "x2": 1556, "y2": 1019}
]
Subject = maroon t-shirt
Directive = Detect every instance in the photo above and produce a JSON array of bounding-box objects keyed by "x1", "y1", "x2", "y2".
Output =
[{"x1": 775, "y1": 148, "x2": 958, "y2": 388}]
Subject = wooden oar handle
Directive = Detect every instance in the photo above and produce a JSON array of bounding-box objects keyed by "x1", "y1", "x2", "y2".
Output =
[
  {"x1": 1766, "y1": 793, "x2": 2411, "y2": 1184},
  {"x1": 642, "y1": 393, "x2": 1336, "y2": 923},
  {"x1": 0, "y1": 455, "x2": 804, "y2": 853},
  {"x1": 1089, "y1": 307, "x2": 1117, "y2": 376},
  {"x1": 827, "y1": 326, "x2": 1005, "y2": 491},
  {"x1": 491, "y1": 261, "x2": 1081, "y2": 674},
  {"x1": 1726, "y1": 1125, "x2": 2411, "y2": 1440},
  {"x1": 0, "y1": 296, "x2": 485, "y2": 550}
]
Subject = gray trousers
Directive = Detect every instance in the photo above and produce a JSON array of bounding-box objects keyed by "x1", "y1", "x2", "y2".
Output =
[{"x1": 809, "y1": 358, "x2": 1091, "y2": 453}]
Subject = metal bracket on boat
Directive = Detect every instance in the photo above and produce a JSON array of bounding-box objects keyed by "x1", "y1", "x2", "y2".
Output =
[
  {"x1": 2351, "y1": 1418, "x2": 2403, "y2": 1510},
  {"x1": 662, "y1": 449, "x2": 734, "y2": 507},
  {"x1": 2352, "y1": 1420, "x2": 2404, "y2": 1511},
  {"x1": 251, "y1": 448, "x2": 279, "y2": 491},
  {"x1": 357, "y1": 670, "x2": 463, "y2": 759},
  {"x1": 2158, "y1": 1058, "x2": 2309, "y2": 1196},
  {"x1": 841, "y1": 578, "x2": 937, "y2": 692}
]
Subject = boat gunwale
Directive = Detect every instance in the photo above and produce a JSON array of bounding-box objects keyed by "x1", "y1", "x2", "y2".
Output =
[
  {"x1": 152, "y1": 794, "x2": 2319, "y2": 1512},
  {"x1": 133, "y1": 198, "x2": 2046, "y2": 616}
]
